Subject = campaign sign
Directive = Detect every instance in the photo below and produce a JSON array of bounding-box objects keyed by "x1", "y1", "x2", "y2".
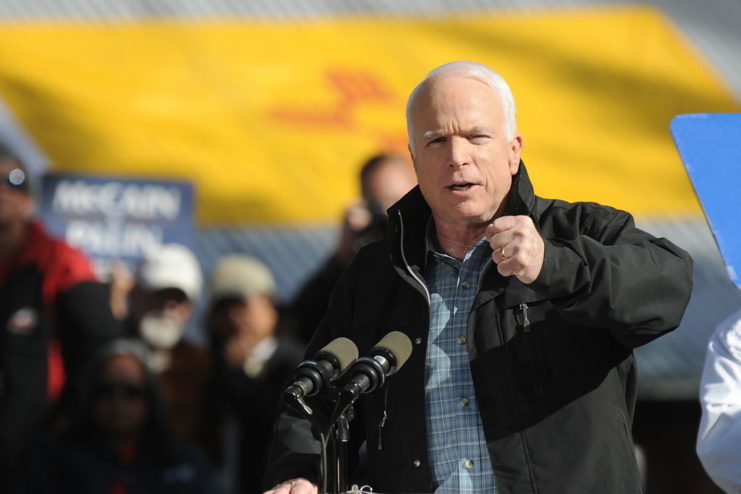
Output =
[
  {"x1": 39, "y1": 173, "x2": 195, "y2": 277},
  {"x1": 671, "y1": 113, "x2": 741, "y2": 288}
]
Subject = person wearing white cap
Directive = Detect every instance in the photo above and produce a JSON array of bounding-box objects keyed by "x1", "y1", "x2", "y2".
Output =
[
  {"x1": 202, "y1": 254, "x2": 304, "y2": 494},
  {"x1": 130, "y1": 243, "x2": 210, "y2": 445}
]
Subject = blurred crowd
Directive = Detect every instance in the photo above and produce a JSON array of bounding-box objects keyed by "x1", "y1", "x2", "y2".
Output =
[{"x1": 0, "y1": 144, "x2": 416, "y2": 494}]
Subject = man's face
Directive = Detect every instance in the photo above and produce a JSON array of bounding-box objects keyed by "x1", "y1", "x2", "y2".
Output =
[
  {"x1": 93, "y1": 354, "x2": 149, "y2": 439},
  {"x1": 227, "y1": 295, "x2": 277, "y2": 345},
  {"x1": 0, "y1": 160, "x2": 32, "y2": 226},
  {"x1": 135, "y1": 288, "x2": 192, "y2": 350},
  {"x1": 363, "y1": 159, "x2": 417, "y2": 212},
  {"x1": 409, "y1": 77, "x2": 522, "y2": 230}
]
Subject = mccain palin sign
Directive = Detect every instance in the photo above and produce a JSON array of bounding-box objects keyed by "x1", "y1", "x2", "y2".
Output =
[{"x1": 40, "y1": 173, "x2": 195, "y2": 276}]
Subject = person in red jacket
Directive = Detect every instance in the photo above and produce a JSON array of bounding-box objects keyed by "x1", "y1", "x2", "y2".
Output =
[{"x1": 0, "y1": 144, "x2": 121, "y2": 490}]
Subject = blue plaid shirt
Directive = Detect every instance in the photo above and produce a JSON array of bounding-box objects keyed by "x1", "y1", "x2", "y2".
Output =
[{"x1": 424, "y1": 224, "x2": 496, "y2": 494}]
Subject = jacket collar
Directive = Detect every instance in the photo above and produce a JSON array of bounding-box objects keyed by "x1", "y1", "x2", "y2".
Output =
[
  {"x1": 504, "y1": 160, "x2": 537, "y2": 218},
  {"x1": 388, "y1": 160, "x2": 536, "y2": 264},
  {"x1": 387, "y1": 161, "x2": 545, "y2": 306}
]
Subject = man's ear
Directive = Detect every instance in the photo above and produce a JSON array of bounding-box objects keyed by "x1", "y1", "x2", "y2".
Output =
[{"x1": 509, "y1": 134, "x2": 524, "y2": 174}]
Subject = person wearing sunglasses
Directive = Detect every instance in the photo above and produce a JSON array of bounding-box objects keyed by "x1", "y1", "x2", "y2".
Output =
[
  {"x1": 0, "y1": 144, "x2": 121, "y2": 492},
  {"x1": 21, "y1": 339, "x2": 212, "y2": 494}
]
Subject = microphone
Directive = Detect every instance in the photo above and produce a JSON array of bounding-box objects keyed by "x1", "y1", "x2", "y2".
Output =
[
  {"x1": 333, "y1": 331, "x2": 413, "y2": 415},
  {"x1": 284, "y1": 337, "x2": 358, "y2": 416}
]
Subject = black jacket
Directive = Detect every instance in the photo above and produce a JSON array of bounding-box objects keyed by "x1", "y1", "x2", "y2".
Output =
[
  {"x1": 23, "y1": 434, "x2": 212, "y2": 494},
  {"x1": 0, "y1": 221, "x2": 121, "y2": 487},
  {"x1": 265, "y1": 162, "x2": 694, "y2": 493},
  {"x1": 204, "y1": 335, "x2": 304, "y2": 494}
]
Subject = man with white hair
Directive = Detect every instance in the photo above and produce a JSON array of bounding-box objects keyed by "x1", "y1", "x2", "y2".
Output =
[{"x1": 263, "y1": 61, "x2": 694, "y2": 494}]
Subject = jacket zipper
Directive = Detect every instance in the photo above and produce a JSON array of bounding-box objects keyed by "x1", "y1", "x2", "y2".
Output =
[
  {"x1": 515, "y1": 303, "x2": 531, "y2": 333},
  {"x1": 396, "y1": 209, "x2": 431, "y2": 306},
  {"x1": 376, "y1": 210, "x2": 430, "y2": 452}
]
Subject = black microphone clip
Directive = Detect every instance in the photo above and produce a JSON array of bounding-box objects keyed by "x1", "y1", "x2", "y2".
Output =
[
  {"x1": 330, "y1": 331, "x2": 413, "y2": 424},
  {"x1": 283, "y1": 337, "x2": 358, "y2": 417}
]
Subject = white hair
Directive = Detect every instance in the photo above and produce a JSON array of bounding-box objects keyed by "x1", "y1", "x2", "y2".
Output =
[{"x1": 406, "y1": 61, "x2": 517, "y2": 153}]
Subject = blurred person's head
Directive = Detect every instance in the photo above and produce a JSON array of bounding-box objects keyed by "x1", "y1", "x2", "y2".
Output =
[
  {"x1": 74, "y1": 339, "x2": 172, "y2": 451},
  {"x1": 94, "y1": 352, "x2": 149, "y2": 443},
  {"x1": 205, "y1": 255, "x2": 278, "y2": 354},
  {"x1": 134, "y1": 243, "x2": 202, "y2": 356},
  {"x1": 0, "y1": 144, "x2": 33, "y2": 254},
  {"x1": 349, "y1": 153, "x2": 417, "y2": 254},
  {"x1": 359, "y1": 153, "x2": 417, "y2": 212}
]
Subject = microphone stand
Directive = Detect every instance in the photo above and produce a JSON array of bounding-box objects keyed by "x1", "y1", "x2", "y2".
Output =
[
  {"x1": 284, "y1": 386, "x2": 353, "y2": 494},
  {"x1": 325, "y1": 405, "x2": 354, "y2": 494},
  {"x1": 324, "y1": 352, "x2": 396, "y2": 493}
]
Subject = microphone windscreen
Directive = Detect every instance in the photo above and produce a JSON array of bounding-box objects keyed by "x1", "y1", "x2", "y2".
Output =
[
  {"x1": 319, "y1": 337, "x2": 359, "y2": 371},
  {"x1": 373, "y1": 331, "x2": 413, "y2": 371}
]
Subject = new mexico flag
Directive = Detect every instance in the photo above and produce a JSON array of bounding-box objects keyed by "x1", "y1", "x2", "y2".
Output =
[{"x1": 0, "y1": 6, "x2": 737, "y2": 225}]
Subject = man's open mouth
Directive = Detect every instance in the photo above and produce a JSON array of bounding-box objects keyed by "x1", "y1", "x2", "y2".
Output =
[{"x1": 449, "y1": 183, "x2": 475, "y2": 191}]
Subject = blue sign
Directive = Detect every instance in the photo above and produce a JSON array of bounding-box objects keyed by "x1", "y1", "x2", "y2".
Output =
[
  {"x1": 39, "y1": 173, "x2": 195, "y2": 276},
  {"x1": 671, "y1": 113, "x2": 741, "y2": 288}
]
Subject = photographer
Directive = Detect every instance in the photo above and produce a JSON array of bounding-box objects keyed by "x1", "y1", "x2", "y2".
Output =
[{"x1": 284, "y1": 153, "x2": 416, "y2": 343}]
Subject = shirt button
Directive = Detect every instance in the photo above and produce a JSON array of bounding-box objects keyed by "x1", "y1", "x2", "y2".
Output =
[
  {"x1": 460, "y1": 397, "x2": 470, "y2": 407},
  {"x1": 415, "y1": 337, "x2": 422, "y2": 345},
  {"x1": 413, "y1": 459, "x2": 421, "y2": 467},
  {"x1": 464, "y1": 459, "x2": 474, "y2": 469},
  {"x1": 462, "y1": 281, "x2": 472, "y2": 289},
  {"x1": 458, "y1": 336, "x2": 467, "y2": 345}
]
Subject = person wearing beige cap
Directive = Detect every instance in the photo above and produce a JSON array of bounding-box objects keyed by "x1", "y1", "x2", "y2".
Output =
[{"x1": 202, "y1": 254, "x2": 304, "y2": 494}]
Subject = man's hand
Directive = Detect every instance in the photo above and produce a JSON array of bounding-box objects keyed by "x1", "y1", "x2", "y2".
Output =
[
  {"x1": 335, "y1": 200, "x2": 373, "y2": 264},
  {"x1": 486, "y1": 215, "x2": 544, "y2": 284},
  {"x1": 224, "y1": 332, "x2": 255, "y2": 369},
  {"x1": 263, "y1": 478, "x2": 318, "y2": 494}
]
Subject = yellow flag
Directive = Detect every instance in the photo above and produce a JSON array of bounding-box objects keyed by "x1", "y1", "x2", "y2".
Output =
[{"x1": 0, "y1": 6, "x2": 737, "y2": 225}]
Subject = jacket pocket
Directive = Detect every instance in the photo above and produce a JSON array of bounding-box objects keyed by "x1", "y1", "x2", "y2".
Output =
[{"x1": 506, "y1": 303, "x2": 549, "y2": 412}]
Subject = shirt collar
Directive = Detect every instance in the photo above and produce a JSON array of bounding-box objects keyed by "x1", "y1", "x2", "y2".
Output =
[{"x1": 424, "y1": 218, "x2": 491, "y2": 267}]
